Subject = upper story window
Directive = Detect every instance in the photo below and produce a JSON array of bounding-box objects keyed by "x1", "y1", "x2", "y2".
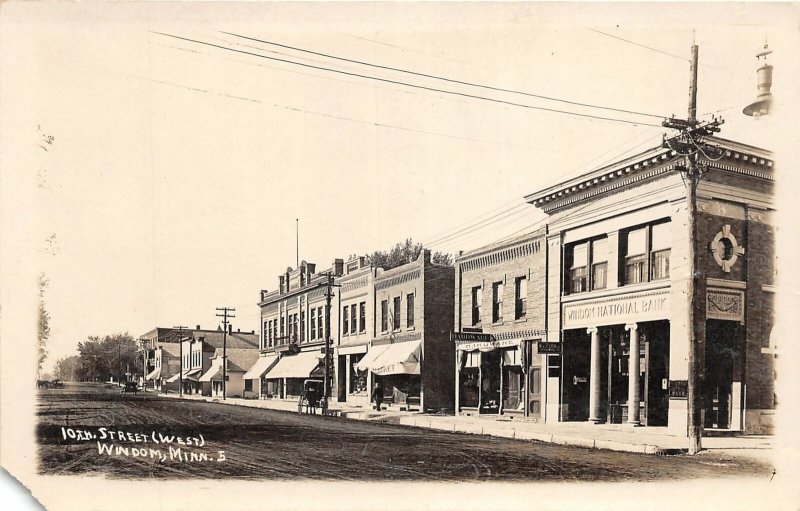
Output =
[
  {"x1": 514, "y1": 276, "x2": 527, "y2": 320},
  {"x1": 471, "y1": 286, "x2": 482, "y2": 326},
  {"x1": 492, "y1": 282, "x2": 503, "y2": 323},
  {"x1": 317, "y1": 306, "x2": 324, "y2": 340},
  {"x1": 299, "y1": 310, "x2": 306, "y2": 342},
  {"x1": 650, "y1": 222, "x2": 671, "y2": 280},
  {"x1": 350, "y1": 305, "x2": 357, "y2": 335},
  {"x1": 624, "y1": 227, "x2": 648, "y2": 285},
  {"x1": 407, "y1": 294, "x2": 415, "y2": 328},
  {"x1": 569, "y1": 242, "x2": 589, "y2": 293},
  {"x1": 359, "y1": 302, "x2": 366, "y2": 333},
  {"x1": 342, "y1": 305, "x2": 350, "y2": 336},
  {"x1": 591, "y1": 238, "x2": 608, "y2": 291},
  {"x1": 381, "y1": 300, "x2": 389, "y2": 333},
  {"x1": 263, "y1": 320, "x2": 268, "y2": 349},
  {"x1": 393, "y1": 296, "x2": 401, "y2": 331},
  {"x1": 310, "y1": 309, "x2": 317, "y2": 340},
  {"x1": 280, "y1": 316, "x2": 285, "y2": 338}
]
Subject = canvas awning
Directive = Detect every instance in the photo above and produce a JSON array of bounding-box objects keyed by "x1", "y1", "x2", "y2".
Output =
[
  {"x1": 370, "y1": 340, "x2": 422, "y2": 375},
  {"x1": 199, "y1": 360, "x2": 223, "y2": 382},
  {"x1": 266, "y1": 351, "x2": 322, "y2": 379},
  {"x1": 242, "y1": 354, "x2": 279, "y2": 380},
  {"x1": 166, "y1": 368, "x2": 201, "y2": 383},
  {"x1": 145, "y1": 367, "x2": 161, "y2": 381},
  {"x1": 355, "y1": 344, "x2": 391, "y2": 372}
]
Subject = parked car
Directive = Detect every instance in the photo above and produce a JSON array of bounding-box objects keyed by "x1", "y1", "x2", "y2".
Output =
[{"x1": 121, "y1": 381, "x2": 139, "y2": 394}]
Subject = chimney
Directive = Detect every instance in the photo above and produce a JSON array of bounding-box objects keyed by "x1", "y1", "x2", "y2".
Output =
[
  {"x1": 332, "y1": 258, "x2": 344, "y2": 276},
  {"x1": 237, "y1": 328, "x2": 240, "y2": 333},
  {"x1": 228, "y1": 324, "x2": 233, "y2": 334},
  {"x1": 279, "y1": 275, "x2": 286, "y2": 293},
  {"x1": 196, "y1": 325, "x2": 201, "y2": 331}
]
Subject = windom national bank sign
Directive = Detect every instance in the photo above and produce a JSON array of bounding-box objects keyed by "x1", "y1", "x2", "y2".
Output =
[{"x1": 562, "y1": 289, "x2": 670, "y2": 329}]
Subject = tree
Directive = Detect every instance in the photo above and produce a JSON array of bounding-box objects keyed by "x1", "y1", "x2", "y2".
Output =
[
  {"x1": 38, "y1": 273, "x2": 50, "y2": 376},
  {"x1": 365, "y1": 238, "x2": 453, "y2": 270},
  {"x1": 76, "y1": 333, "x2": 142, "y2": 383},
  {"x1": 54, "y1": 356, "x2": 81, "y2": 382}
]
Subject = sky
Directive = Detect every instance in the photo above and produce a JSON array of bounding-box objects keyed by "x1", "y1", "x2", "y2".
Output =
[{"x1": 1, "y1": 2, "x2": 795, "y2": 373}]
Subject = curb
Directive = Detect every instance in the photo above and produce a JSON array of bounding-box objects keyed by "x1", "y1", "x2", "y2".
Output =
[{"x1": 155, "y1": 392, "x2": 682, "y2": 456}]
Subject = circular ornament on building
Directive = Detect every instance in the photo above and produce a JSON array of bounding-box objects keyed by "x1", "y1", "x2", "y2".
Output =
[{"x1": 710, "y1": 224, "x2": 746, "y2": 273}]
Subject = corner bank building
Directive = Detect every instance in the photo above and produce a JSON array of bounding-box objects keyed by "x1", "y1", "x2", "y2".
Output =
[{"x1": 455, "y1": 136, "x2": 776, "y2": 437}]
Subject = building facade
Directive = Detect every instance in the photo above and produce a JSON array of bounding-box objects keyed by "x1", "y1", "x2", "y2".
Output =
[
  {"x1": 523, "y1": 137, "x2": 775, "y2": 435},
  {"x1": 334, "y1": 256, "x2": 376, "y2": 407},
  {"x1": 255, "y1": 260, "x2": 340, "y2": 400},
  {"x1": 453, "y1": 229, "x2": 547, "y2": 418},
  {"x1": 356, "y1": 250, "x2": 455, "y2": 411}
]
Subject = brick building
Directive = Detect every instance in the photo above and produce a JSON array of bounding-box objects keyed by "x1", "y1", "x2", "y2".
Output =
[
  {"x1": 524, "y1": 136, "x2": 775, "y2": 435},
  {"x1": 356, "y1": 250, "x2": 455, "y2": 411},
  {"x1": 334, "y1": 256, "x2": 377, "y2": 407},
  {"x1": 452, "y1": 229, "x2": 547, "y2": 418},
  {"x1": 253, "y1": 260, "x2": 340, "y2": 400}
]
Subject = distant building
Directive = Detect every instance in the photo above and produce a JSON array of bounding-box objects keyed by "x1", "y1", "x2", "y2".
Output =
[{"x1": 200, "y1": 348, "x2": 261, "y2": 398}]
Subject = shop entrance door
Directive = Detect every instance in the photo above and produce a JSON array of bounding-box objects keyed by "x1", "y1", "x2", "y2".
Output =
[
  {"x1": 528, "y1": 367, "x2": 542, "y2": 418},
  {"x1": 479, "y1": 350, "x2": 500, "y2": 413},
  {"x1": 502, "y1": 366, "x2": 524, "y2": 412},
  {"x1": 563, "y1": 331, "x2": 590, "y2": 421},
  {"x1": 704, "y1": 320, "x2": 741, "y2": 429}
]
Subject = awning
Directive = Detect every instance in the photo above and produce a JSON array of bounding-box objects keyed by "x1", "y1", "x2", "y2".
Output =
[
  {"x1": 355, "y1": 344, "x2": 391, "y2": 372},
  {"x1": 166, "y1": 368, "x2": 201, "y2": 383},
  {"x1": 199, "y1": 360, "x2": 223, "y2": 382},
  {"x1": 266, "y1": 351, "x2": 322, "y2": 379},
  {"x1": 371, "y1": 340, "x2": 422, "y2": 375},
  {"x1": 242, "y1": 354, "x2": 279, "y2": 380},
  {"x1": 145, "y1": 367, "x2": 161, "y2": 381}
]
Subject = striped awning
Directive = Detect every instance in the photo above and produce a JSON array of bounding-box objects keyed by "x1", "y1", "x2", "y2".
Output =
[
  {"x1": 145, "y1": 367, "x2": 161, "y2": 381},
  {"x1": 242, "y1": 354, "x2": 279, "y2": 380}
]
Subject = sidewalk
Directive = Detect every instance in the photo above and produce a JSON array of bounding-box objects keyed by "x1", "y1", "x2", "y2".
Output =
[{"x1": 158, "y1": 392, "x2": 774, "y2": 462}]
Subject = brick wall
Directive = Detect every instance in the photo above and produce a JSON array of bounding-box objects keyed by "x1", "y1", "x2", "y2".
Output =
[{"x1": 422, "y1": 263, "x2": 455, "y2": 410}]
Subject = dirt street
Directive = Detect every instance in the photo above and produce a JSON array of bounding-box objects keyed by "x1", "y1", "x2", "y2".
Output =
[{"x1": 36, "y1": 383, "x2": 770, "y2": 481}]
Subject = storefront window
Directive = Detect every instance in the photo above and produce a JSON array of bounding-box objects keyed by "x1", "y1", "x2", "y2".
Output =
[{"x1": 350, "y1": 354, "x2": 367, "y2": 394}]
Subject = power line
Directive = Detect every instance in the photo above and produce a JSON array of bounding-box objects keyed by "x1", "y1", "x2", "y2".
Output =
[
  {"x1": 152, "y1": 32, "x2": 664, "y2": 128},
  {"x1": 424, "y1": 203, "x2": 532, "y2": 247},
  {"x1": 221, "y1": 31, "x2": 667, "y2": 120},
  {"x1": 420, "y1": 196, "x2": 526, "y2": 245},
  {"x1": 587, "y1": 28, "x2": 688, "y2": 61}
]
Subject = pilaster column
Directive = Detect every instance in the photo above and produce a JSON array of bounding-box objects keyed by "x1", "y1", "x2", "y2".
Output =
[
  {"x1": 625, "y1": 323, "x2": 641, "y2": 425},
  {"x1": 587, "y1": 327, "x2": 602, "y2": 423}
]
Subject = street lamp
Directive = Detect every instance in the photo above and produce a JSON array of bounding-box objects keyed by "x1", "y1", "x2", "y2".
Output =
[{"x1": 743, "y1": 45, "x2": 773, "y2": 118}]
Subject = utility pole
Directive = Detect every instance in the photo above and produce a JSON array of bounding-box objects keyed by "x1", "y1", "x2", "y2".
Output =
[
  {"x1": 216, "y1": 307, "x2": 236, "y2": 400},
  {"x1": 662, "y1": 44, "x2": 723, "y2": 455},
  {"x1": 318, "y1": 272, "x2": 340, "y2": 414},
  {"x1": 118, "y1": 338, "x2": 122, "y2": 386},
  {"x1": 174, "y1": 325, "x2": 187, "y2": 397}
]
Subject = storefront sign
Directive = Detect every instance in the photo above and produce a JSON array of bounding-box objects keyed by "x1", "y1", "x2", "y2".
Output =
[
  {"x1": 537, "y1": 342, "x2": 562, "y2": 354},
  {"x1": 706, "y1": 288, "x2": 745, "y2": 322},
  {"x1": 455, "y1": 338, "x2": 519, "y2": 352},
  {"x1": 562, "y1": 289, "x2": 670, "y2": 329},
  {"x1": 668, "y1": 380, "x2": 688, "y2": 399},
  {"x1": 451, "y1": 332, "x2": 494, "y2": 343}
]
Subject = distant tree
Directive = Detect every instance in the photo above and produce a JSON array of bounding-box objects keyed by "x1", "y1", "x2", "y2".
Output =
[
  {"x1": 37, "y1": 273, "x2": 50, "y2": 376},
  {"x1": 76, "y1": 333, "x2": 141, "y2": 383},
  {"x1": 54, "y1": 355, "x2": 81, "y2": 382},
  {"x1": 365, "y1": 238, "x2": 453, "y2": 270}
]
